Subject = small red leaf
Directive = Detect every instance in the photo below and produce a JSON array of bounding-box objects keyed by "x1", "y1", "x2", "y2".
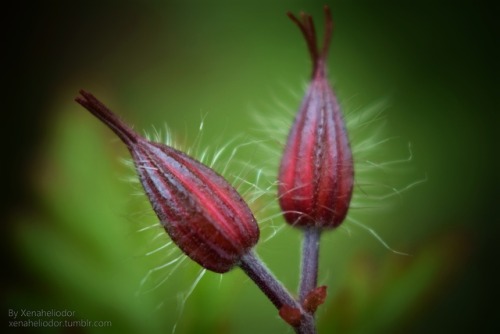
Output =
[
  {"x1": 279, "y1": 305, "x2": 302, "y2": 327},
  {"x1": 303, "y1": 285, "x2": 327, "y2": 313}
]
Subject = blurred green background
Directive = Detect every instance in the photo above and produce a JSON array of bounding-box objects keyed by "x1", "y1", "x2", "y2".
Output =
[{"x1": 4, "y1": 0, "x2": 496, "y2": 333}]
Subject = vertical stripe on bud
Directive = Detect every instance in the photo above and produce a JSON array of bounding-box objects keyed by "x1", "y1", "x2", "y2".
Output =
[
  {"x1": 76, "y1": 90, "x2": 259, "y2": 273},
  {"x1": 278, "y1": 6, "x2": 354, "y2": 229}
]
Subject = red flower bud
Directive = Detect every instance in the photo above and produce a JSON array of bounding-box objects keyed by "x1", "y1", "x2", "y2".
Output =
[
  {"x1": 278, "y1": 6, "x2": 354, "y2": 229},
  {"x1": 75, "y1": 90, "x2": 259, "y2": 273}
]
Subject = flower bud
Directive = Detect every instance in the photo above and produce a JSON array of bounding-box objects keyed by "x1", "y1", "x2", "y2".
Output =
[
  {"x1": 278, "y1": 6, "x2": 354, "y2": 229},
  {"x1": 75, "y1": 90, "x2": 259, "y2": 273}
]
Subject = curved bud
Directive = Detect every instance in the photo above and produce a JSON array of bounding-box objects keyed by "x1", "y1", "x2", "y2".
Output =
[
  {"x1": 76, "y1": 90, "x2": 259, "y2": 273},
  {"x1": 279, "y1": 6, "x2": 354, "y2": 229}
]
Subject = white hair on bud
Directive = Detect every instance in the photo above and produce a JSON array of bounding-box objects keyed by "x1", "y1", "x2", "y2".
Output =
[{"x1": 249, "y1": 80, "x2": 423, "y2": 253}]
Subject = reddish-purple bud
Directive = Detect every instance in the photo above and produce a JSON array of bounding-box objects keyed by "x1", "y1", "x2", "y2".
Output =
[
  {"x1": 75, "y1": 90, "x2": 259, "y2": 273},
  {"x1": 279, "y1": 6, "x2": 354, "y2": 229}
]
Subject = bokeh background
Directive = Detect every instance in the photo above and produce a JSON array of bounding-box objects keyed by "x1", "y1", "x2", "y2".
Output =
[{"x1": 4, "y1": 0, "x2": 496, "y2": 333}]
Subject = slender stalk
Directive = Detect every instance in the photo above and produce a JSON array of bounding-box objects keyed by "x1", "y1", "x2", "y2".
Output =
[
  {"x1": 239, "y1": 251, "x2": 316, "y2": 334},
  {"x1": 299, "y1": 227, "x2": 321, "y2": 303}
]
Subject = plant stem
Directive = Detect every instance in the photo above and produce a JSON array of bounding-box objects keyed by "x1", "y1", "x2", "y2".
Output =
[
  {"x1": 299, "y1": 227, "x2": 321, "y2": 302},
  {"x1": 239, "y1": 251, "x2": 316, "y2": 334}
]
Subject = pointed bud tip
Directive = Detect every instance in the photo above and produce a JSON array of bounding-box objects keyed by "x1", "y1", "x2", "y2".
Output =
[
  {"x1": 287, "y1": 5, "x2": 334, "y2": 76},
  {"x1": 75, "y1": 90, "x2": 139, "y2": 146}
]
